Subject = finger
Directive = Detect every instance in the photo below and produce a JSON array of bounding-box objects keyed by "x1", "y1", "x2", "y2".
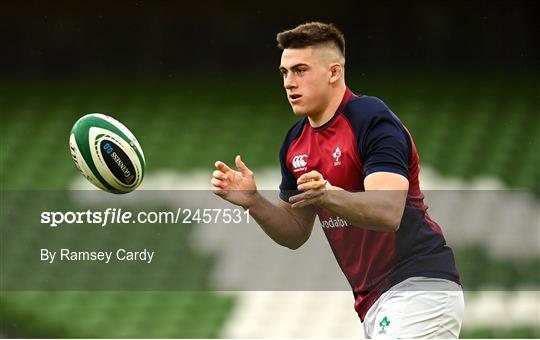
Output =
[
  {"x1": 211, "y1": 178, "x2": 226, "y2": 188},
  {"x1": 289, "y1": 192, "x2": 309, "y2": 204},
  {"x1": 297, "y1": 171, "x2": 323, "y2": 184},
  {"x1": 298, "y1": 180, "x2": 325, "y2": 191},
  {"x1": 212, "y1": 170, "x2": 227, "y2": 180},
  {"x1": 215, "y1": 161, "x2": 233, "y2": 173},
  {"x1": 290, "y1": 190, "x2": 323, "y2": 203},
  {"x1": 212, "y1": 185, "x2": 226, "y2": 196},
  {"x1": 291, "y1": 199, "x2": 312, "y2": 209},
  {"x1": 235, "y1": 155, "x2": 252, "y2": 176},
  {"x1": 291, "y1": 191, "x2": 324, "y2": 208}
]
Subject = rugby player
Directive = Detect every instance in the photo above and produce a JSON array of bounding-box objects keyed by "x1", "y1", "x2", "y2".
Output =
[{"x1": 211, "y1": 22, "x2": 464, "y2": 338}]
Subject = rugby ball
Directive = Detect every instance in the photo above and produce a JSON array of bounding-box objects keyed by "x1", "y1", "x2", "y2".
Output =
[{"x1": 69, "y1": 113, "x2": 145, "y2": 194}]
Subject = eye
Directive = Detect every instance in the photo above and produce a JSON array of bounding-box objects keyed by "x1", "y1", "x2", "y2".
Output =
[{"x1": 296, "y1": 68, "x2": 307, "y2": 75}]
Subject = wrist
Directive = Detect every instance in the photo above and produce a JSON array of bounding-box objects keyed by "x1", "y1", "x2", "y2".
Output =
[
  {"x1": 242, "y1": 190, "x2": 262, "y2": 210},
  {"x1": 319, "y1": 185, "x2": 342, "y2": 208}
]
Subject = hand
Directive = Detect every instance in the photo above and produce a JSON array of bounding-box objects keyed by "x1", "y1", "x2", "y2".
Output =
[
  {"x1": 289, "y1": 170, "x2": 332, "y2": 208},
  {"x1": 211, "y1": 155, "x2": 258, "y2": 209}
]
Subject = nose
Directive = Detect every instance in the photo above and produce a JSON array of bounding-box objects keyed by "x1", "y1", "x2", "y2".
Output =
[{"x1": 283, "y1": 73, "x2": 297, "y2": 90}]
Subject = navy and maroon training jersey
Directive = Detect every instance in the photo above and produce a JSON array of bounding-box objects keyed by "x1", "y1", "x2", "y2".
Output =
[{"x1": 279, "y1": 88, "x2": 461, "y2": 321}]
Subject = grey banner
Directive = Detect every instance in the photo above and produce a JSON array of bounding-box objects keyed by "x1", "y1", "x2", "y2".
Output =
[{"x1": 1, "y1": 190, "x2": 538, "y2": 291}]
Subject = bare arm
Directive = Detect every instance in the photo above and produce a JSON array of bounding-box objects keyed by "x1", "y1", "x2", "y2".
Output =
[
  {"x1": 246, "y1": 193, "x2": 316, "y2": 249},
  {"x1": 289, "y1": 171, "x2": 408, "y2": 232},
  {"x1": 212, "y1": 155, "x2": 316, "y2": 249}
]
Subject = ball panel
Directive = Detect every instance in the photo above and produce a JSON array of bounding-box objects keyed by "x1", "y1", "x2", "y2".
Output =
[
  {"x1": 100, "y1": 140, "x2": 136, "y2": 186},
  {"x1": 88, "y1": 127, "x2": 143, "y2": 192},
  {"x1": 70, "y1": 115, "x2": 114, "y2": 191},
  {"x1": 69, "y1": 133, "x2": 110, "y2": 191},
  {"x1": 98, "y1": 114, "x2": 146, "y2": 167},
  {"x1": 77, "y1": 114, "x2": 146, "y2": 170}
]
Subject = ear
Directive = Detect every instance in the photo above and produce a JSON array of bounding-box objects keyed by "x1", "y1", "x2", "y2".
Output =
[{"x1": 329, "y1": 63, "x2": 343, "y2": 84}]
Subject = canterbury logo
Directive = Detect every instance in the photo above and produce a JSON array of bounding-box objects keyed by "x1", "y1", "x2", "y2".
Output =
[{"x1": 292, "y1": 154, "x2": 308, "y2": 171}]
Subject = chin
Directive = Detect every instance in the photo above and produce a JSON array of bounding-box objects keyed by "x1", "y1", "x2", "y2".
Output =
[{"x1": 291, "y1": 105, "x2": 310, "y2": 116}]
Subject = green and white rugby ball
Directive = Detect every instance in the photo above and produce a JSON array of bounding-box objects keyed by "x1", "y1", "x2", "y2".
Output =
[{"x1": 69, "y1": 113, "x2": 145, "y2": 194}]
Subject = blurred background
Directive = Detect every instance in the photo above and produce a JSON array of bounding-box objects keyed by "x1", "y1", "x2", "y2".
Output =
[{"x1": 1, "y1": 0, "x2": 539, "y2": 338}]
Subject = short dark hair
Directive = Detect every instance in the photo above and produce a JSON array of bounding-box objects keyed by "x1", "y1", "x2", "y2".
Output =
[{"x1": 276, "y1": 22, "x2": 345, "y2": 57}]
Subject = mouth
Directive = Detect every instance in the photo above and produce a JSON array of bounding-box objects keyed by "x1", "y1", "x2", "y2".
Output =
[{"x1": 289, "y1": 94, "x2": 302, "y2": 103}]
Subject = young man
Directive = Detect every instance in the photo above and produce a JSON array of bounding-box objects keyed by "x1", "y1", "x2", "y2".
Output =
[{"x1": 211, "y1": 22, "x2": 464, "y2": 338}]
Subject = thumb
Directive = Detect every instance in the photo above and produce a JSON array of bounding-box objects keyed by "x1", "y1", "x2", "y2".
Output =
[{"x1": 235, "y1": 155, "x2": 252, "y2": 176}]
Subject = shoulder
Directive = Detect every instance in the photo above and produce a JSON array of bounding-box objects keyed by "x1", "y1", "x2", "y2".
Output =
[
  {"x1": 343, "y1": 95, "x2": 403, "y2": 127},
  {"x1": 342, "y1": 94, "x2": 412, "y2": 159},
  {"x1": 348, "y1": 95, "x2": 390, "y2": 114}
]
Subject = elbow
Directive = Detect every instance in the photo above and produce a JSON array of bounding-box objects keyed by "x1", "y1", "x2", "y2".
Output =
[
  {"x1": 377, "y1": 220, "x2": 400, "y2": 232},
  {"x1": 381, "y1": 210, "x2": 403, "y2": 232},
  {"x1": 385, "y1": 220, "x2": 400, "y2": 232},
  {"x1": 281, "y1": 223, "x2": 312, "y2": 249},
  {"x1": 279, "y1": 233, "x2": 310, "y2": 250},
  {"x1": 282, "y1": 238, "x2": 307, "y2": 250},
  {"x1": 381, "y1": 199, "x2": 406, "y2": 232},
  {"x1": 285, "y1": 243, "x2": 302, "y2": 250}
]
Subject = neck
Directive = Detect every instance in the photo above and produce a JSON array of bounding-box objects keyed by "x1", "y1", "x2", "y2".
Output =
[{"x1": 308, "y1": 83, "x2": 347, "y2": 128}]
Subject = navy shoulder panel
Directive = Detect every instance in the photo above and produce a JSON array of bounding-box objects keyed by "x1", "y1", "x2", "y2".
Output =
[
  {"x1": 346, "y1": 95, "x2": 390, "y2": 114},
  {"x1": 342, "y1": 96, "x2": 412, "y2": 179}
]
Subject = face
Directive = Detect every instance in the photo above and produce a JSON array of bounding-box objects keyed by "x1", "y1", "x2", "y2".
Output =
[{"x1": 279, "y1": 47, "x2": 334, "y2": 116}]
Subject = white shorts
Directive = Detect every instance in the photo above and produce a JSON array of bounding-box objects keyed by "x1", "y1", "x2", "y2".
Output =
[{"x1": 363, "y1": 276, "x2": 464, "y2": 339}]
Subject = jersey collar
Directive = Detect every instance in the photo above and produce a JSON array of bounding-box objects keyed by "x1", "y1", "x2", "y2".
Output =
[{"x1": 337, "y1": 87, "x2": 353, "y2": 112}]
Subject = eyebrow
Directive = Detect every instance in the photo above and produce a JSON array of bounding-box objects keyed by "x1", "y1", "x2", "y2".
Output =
[{"x1": 279, "y1": 63, "x2": 309, "y2": 72}]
